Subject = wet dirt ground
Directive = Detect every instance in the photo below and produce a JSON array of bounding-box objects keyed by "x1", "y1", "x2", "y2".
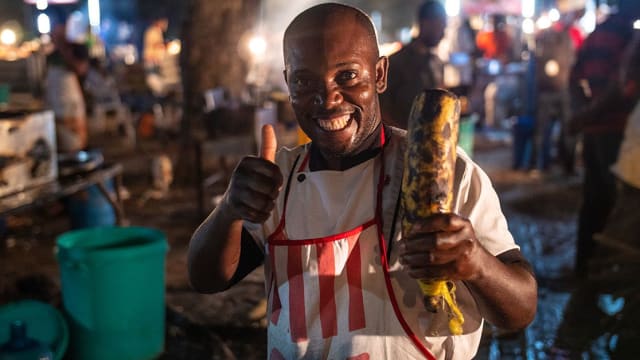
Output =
[{"x1": 1, "y1": 131, "x2": 637, "y2": 359}]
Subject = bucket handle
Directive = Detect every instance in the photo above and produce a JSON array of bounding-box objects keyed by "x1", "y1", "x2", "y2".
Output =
[{"x1": 55, "y1": 246, "x2": 89, "y2": 272}]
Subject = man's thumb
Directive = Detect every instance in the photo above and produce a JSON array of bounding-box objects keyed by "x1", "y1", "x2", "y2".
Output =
[{"x1": 260, "y1": 124, "x2": 277, "y2": 163}]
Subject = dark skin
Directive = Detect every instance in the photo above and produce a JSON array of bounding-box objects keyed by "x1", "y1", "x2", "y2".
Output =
[{"x1": 187, "y1": 4, "x2": 537, "y2": 331}]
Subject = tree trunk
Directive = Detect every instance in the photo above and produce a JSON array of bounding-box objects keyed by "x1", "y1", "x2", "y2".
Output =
[{"x1": 177, "y1": 0, "x2": 260, "y2": 185}]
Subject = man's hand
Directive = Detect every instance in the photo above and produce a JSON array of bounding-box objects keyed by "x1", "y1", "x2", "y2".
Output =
[
  {"x1": 400, "y1": 213, "x2": 491, "y2": 282},
  {"x1": 222, "y1": 125, "x2": 283, "y2": 223}
]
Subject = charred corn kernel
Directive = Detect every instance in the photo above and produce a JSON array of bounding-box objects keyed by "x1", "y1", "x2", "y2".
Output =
[{"x1": 401, "y1": 88, "x2": 464, "y2": 335}]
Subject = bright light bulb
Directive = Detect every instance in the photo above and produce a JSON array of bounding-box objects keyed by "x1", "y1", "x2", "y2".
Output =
[
  {"x1": 549, "y1": 8, "x2": 560, "y2": 22},
  {"x1": 124, "y1": 53, "x2": 135, "y2": 65},
  {"x1": 0, "y1": 29, "x2": 17, "y2": 45},
  {"x1": 522, "y1": 18, "x2": 535, "y2": 34},
  {"x1": 634, "y1": 19, "x2": 640, "y2": 30},
  {"x1": 88, "y1": 0, "x2": 100, "y2": 29},
  {"x1": 522, "y1": 0, "x2": 535, "y2": 18},
  {"x1": 545, "y1": 60, "x2": 560, "y2": 77},
  {"x1": 537, "y1": 15, "x2": 552, "y2": 30},
  {"x1": 248, "y1": 35, "x2": 267, "y2": 57},
  {"x1": 36, "y1": 0, "x2": 47, "y2": 11},
  {"x1": 167, "y1": 40, "x2": 181, "y2": 55},
  {"x1": 37, "y1": 13, "x2": 50, "y2": 34},
  {"x1": 445, "y1": 0, "x2": 460, "y2": 17}
]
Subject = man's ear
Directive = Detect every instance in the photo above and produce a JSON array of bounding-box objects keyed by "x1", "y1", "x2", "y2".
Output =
[{"x1": 375, "y1": 56, "x2": 389, "y2": 93}]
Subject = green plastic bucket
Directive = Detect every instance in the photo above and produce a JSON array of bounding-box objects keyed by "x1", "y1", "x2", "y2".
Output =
[
  {"x1": 0, "y1": 300, "x2": 69, "y2": 360},
  {"x1": 0, "y1": 84, "x2": 9, "y2": 106},
  {"x1": 56, "y1": 226, "x2": 168, "y2": 360}
]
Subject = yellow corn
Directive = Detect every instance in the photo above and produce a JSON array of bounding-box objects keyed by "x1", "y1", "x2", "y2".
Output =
[{"x1": 401, "y1": 88, "x2": 464, "y2": 335}]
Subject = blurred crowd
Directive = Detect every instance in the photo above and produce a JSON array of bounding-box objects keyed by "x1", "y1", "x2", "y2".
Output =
[{"x1": 30, "y1": 8, "x2": 182, "y2": 155}]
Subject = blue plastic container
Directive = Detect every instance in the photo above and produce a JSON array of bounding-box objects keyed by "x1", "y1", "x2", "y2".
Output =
[
  {"x1": 512, "y1": 115, "x2": 534, "y2": 170},
  {"x1": 65, "y1": 180, "x2": 116, "y2": 229}
]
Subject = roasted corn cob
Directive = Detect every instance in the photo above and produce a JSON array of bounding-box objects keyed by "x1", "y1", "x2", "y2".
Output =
[{"x1": 401, "y1": 88, "x2": 463, "y2": 335}]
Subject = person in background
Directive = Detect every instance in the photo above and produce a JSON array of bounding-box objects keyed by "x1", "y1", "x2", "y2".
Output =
[
  {"x1": 556, "y1": 0, "x2": 586, "y2": 174},
  {"x1": 188, "y1": 3, "x2": 536, "y2": 359},
  {"x1": 45, "y1": 10, "x2": 90, "y2": 153},
  {"x1": 475, "y1": 14, "x2": 513, "y2": 65},
  {"x1": 84, "y1": 58, "x2": 135, "y2": 143},
  {"x1": 595, "y1": 32, "x2": 640, "y2": 266},
  {"x1": 475, "y1": 14, "x2": 515, "y2": 129},
  {"x1": 531, "y1": 0, "x2": 585, "y2": 174},
  {"x1": 143, "y1": 16, "x2": 169, "y2": 98},
  {"x1": 551, "y1": 33, "x2": 640, "y2": 359},
  {"x1": 568, "y1": 1, "x2": 639, "y2": 277},
  {"x1": 380, "y1": 0, "x2": 447, "y2": 129}
]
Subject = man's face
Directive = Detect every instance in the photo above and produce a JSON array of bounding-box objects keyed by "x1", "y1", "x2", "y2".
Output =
[
  {"x1": 419, "y1": 16, "x2": 447, "y2": 47},
  {"x1": 284, "y1": 19, "x2": 387, "y2": 158}
]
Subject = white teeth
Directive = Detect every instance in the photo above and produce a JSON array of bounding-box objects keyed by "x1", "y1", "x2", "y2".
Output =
[{"x1": 317, "y1": 114, "x2": 351, "y2": 131}]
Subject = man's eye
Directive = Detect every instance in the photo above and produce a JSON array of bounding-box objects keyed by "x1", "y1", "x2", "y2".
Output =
[
  {"x1": 293, "y1": 78, "x2": 311, "y2": 87},
  {"x1": 338, "y1": 71, "x2": 357, "y2": 83}
]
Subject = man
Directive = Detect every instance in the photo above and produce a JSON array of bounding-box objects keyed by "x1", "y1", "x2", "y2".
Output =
[
  {"x1": 568, "y1": 2, "x2": 639, "y2": 277},
  {"x1": 45, "y1": 10, "x2": 89, "y2": 153},
  {"x1": 188, "y1": 4, "x2": 536, "y2": 359},
  {"x1": 143, "y1": 17, "x2": 168, "y2": 69},
  {"x1": 599, "y1": 33, "x2": 640, "y2": 257},
  {"x1": 143, "y1": 17, "x2": 169, "y2": 97},
  {"x1": 380, "y1": 0, "x2": 447, "y2": 129},
  {"x1": 532, "y1": 0, "x2": 584, "y2": 173},
  {"x1": 552, "y1": 34, "x2": 640, "y2": 359},
  {"x1": 475, "y1": 13, "x2": 516, "y2": 129}
]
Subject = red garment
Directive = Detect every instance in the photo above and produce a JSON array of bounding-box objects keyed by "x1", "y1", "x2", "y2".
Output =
[
  {"x1": 552, "y1": 22, "x2": 584, "y2": 50},
  {"x1": 570, "y1": 14, "x2": 634, "y2": 134},
  {"x1": 476, "y1": 30, "x2": 512, "y2": 62},
  {"x1": 568, "y1": 26, "x2": 584, "y2": 50}
]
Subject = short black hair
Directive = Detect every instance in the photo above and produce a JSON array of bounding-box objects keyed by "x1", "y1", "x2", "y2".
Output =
[
  {"x1": 418, "y1": 0, "x2": 447, "y2": 20},
  {"x1": 283, "y1": 3, "x2": 379, "y2": 61}
]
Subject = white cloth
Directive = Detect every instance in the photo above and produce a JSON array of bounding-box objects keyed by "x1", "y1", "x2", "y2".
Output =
[
  {"x1": 46, "y1": 65, "x2": 85, "y2": 121},
  {"x1": 45, "y1": 64, "x2": 86, "y2": 152},
  {"x1": 245, "y1": 127, "x2": 518, "y2": 359},
  {"x1": 611, "y1": 101, "x2": 640, "y2": 189}
]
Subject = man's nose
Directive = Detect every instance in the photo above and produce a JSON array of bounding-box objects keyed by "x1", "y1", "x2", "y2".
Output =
[{"x1": 313, "y1": 85, "x2": 343, "y2": 108}]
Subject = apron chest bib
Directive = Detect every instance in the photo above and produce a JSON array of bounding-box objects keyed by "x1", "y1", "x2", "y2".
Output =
[{"x1": 265, "y1": 132, "x2": 438, "y2": 360}]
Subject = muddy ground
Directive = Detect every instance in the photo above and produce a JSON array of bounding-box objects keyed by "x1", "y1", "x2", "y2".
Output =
[{"x1": 1, "y1": 131, "x2": 637, "y2": 359}]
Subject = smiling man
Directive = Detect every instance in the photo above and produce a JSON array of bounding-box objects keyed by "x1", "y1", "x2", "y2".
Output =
[{"x1": 188, "y1": 3, "x2": 536, "y2": 359}]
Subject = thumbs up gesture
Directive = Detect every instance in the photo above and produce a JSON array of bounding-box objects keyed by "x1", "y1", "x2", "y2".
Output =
[
  {"x1": 260, "y1": 124, "x2": 277, "y2": 163},
  {"x1": 222, "y1": 125, "x2": 284, "y2": 223}
]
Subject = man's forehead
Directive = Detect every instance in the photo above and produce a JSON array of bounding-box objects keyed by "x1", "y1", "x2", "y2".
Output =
[
  {"x1": 285, "y1": 22, "x2": 374, "y2": 55},
  {"x1": 286, "y1": 26, "x2": 355, "y2": 45},
  {"x1": 284, "y1": 28, "x2": 374, "y2": 66},
  {"x1": 286, "y1": 13, "x2": 365, "y2": 41}
]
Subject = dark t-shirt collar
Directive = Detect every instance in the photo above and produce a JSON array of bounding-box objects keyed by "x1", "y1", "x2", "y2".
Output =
[{"x1": 308, "y1": 124, "x2": 391, "y2": 172}]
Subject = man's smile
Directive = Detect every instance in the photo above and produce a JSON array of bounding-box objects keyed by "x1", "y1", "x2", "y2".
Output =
[{"x1": 315, "y1": 113, "x2": 353, "y2": 132}]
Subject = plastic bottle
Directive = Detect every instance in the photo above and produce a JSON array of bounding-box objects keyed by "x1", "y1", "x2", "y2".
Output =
[{"x1": 0, "y1": 320, "x2": 53, "y2": 360}]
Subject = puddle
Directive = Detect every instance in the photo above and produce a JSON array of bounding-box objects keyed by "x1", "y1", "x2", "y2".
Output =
[{"x1": 478, "y1": 183, "x2": 640, "y2": 359}]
